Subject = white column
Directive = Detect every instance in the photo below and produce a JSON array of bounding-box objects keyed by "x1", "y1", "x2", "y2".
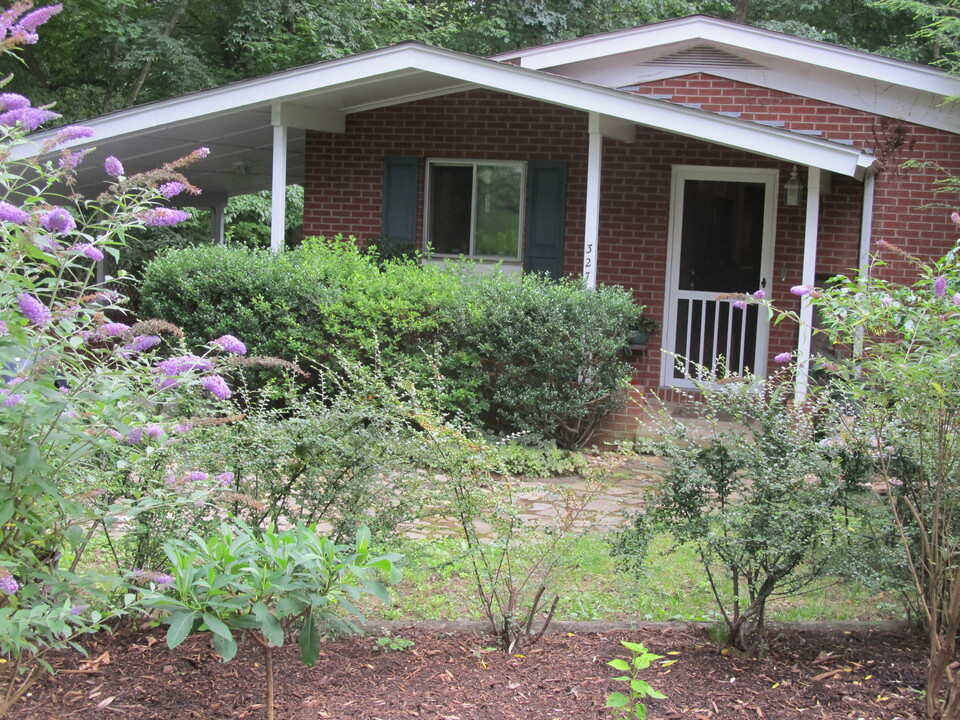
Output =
[
  {"x1": 795, "y1": 166, "x2": 821, "y2": 403},
  {"x1": 210, "y1": 202, "x2": 226, "y2": 244},
  {"x1": 853, "y1": 170, "x2": 876, "y2": 357},
  {"x1": 270, "y1": 119, "x2": 288, "y2": 254},
  {"x1": 582, "y1": 112, "x2": 602, "y2": 289}
]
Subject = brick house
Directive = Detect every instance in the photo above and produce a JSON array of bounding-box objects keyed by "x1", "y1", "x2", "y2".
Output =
[{"x1": 26, "y1": 16, "x2": 960, "y2": 438}]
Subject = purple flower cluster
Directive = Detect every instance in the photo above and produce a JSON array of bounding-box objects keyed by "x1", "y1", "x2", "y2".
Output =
[
  {"x1": 0, "y1": 568, "x2": 18, "y2": 595},
  {"x1": 212, "y1": 334, "x2": 246, "y2": 355},
  {"x1": 752, "y1": 289, "x2": 766, "y2": 300},
  {"x1": 17, "y1": 293, "x2": 51, "y2": 327},
  {"x1": 125, "y1": 428, "x2": 145, "y2": 445},
  {"x1": 105, "y1": 428, "x2": 123, "y2": 441},
  {"x1": 2, "y1": 393, "x2": 25, "y2": 407},
  {"x1": 119, "y1": 334, "x2": 161, "y2": 357},
  {"x1": 173, "y1": 423, "x2": 193, "y2": 434},
  {"x1": 40, "y1": 207, "x2": 76, "y2": 235},
  {"x1": 2, "y1": 3, "x2": 62, "y2": 44},
  {"x1": 53, "y1": 125, "x2": 94, "y2": 144},
  {"x1": 59, "y1": 149, "x2": 86, "y2": 171},
  {"x1": 732, "y1": 300, "x2": 747, "y2": 310},
  {"x1": 184, "y1": 471, "x2": 208, "y2": 482},
  {"x1": 935, "y1": 275, "x2": 948, "y2": 299},
  {"x1": 104, "y1": 156, "x2": 124, "y2": 177},
  {"x1": 145, "y1": 424, "x2": 164, "y2": 440},
  {"x1": 0, "y1": 106, "x2": 58, "y2": 131},
  {"x1": 216, "y1": 472, "x2": 235, "y2": 486},
  {"x1": 774, "y1": 351, "x2": 793, "y2": 363},
  {"x1": 72, "y1": 243, "x2": 104, "y2": 261},
  {"x1": 201, "y1": 374, "x2": 232, "y2": 400},
  {"x1": 0, "y1": 200, "x2": 30, "y2": 225},
  {"x1": 159, "y1": 182, "x2": 186, "y2": 199},
  {"x1": 99, "y1": 322, "x2": 131, "y2": 338},
  {"x1": 0, "y1": 92, "x2": 28, "y2": 111},
  {"x1": 0, "y1": 320, "x2": 7, "y2": 336},
  {"x1": 139, "y1": 208, "x2": 191, "y2": 227},
  {"x1": 155, "y1": 355, "x2": 213, "y2": 376},
  {"x1": 790, "y1": 285, "x2": 812, "y2": 296}
]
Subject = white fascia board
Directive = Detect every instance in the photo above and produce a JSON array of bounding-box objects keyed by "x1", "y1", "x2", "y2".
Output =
[
  {"x1": 13, "y1": 49, "x2": 432, "y2": 158},
  {"x1": 405, "y1": 50, "x2": 871, "y2": 176},
  {"x1": 16, "y1": 43, "x2": 870, "y2": 176},
  {"x1": 507, "y1": 16, "x2": 960, "y2": 98}
]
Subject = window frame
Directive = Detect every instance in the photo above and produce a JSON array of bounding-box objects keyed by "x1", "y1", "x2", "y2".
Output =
[{"x1": 423, "y1": 158, "x2": 526, "y2": 262}]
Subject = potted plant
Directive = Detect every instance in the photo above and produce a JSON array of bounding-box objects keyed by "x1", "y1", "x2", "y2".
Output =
[{"x1": 628, "y1": 310, "x2": 659, "y2": 349}]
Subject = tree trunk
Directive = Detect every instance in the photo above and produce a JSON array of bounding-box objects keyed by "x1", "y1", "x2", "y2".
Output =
[{"x1": 125, "y1": 0, "x2": 189, "y2": 107}]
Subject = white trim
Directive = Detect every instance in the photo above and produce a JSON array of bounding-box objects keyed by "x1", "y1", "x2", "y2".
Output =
[
  {"x1": 270, "y1": 121, "x2": 288, "y2": 254},
  {"x1": 661, "y1": 165, "x2": 777, "y2": 389},
  {"x1": 583, "y1": 113, "x2": 602, "y2": 289},
  {"x1": 422, "y1": 158, "x2": 526, "y2": 262},
  {"x1": 794, "y1": 166, "x2": 822, "y2": 402},
  {"x1": 493, "y1": 16, "x2": 960, "y2": 99},
  {"x1": 17, "y1": 42, "x2": 872, "y2": 178}
]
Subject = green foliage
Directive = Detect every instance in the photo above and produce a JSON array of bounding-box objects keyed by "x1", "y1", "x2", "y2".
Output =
[
  {"x1": 605, "y1": 640, "x2": 667, "y2": 720},
  {"x1": 137, "y1": 520, "x2": 400, "y2": 719},
  {"x1": 140, "y1": 240, "x2": 636, "y2": 447},
  {"x1": 374, "y1": 632, "x2": 415, "y2": 652},
  {"x1": 488, "y1": 436, "x2": 590, "y2": 477},
  {"x1": 639, "y1": 365, "x2": 846, "y2": 650},
  {"x1": 777, "y1": 247, "x2": 960, "y2": 719}
]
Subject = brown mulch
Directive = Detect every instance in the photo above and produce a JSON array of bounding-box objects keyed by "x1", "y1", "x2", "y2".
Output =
[{"x1": 14, "y1": 624, "x2": 926, "y2": 719}]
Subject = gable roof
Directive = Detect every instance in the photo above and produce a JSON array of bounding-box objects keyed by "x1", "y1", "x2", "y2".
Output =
[
  {"x1": 17, "y1": 36, "x2": 876, "y2": 201},
  {"x1": 492, "y1": 15, "x2": 960, "y2": 134}
]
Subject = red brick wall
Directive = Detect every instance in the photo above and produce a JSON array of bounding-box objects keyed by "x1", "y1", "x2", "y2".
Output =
[
  {"x1": 302, "y1": 82, "x2": 960, "y2": 440},
  {"x1": 303, "y1": 91, "x2": 588, "y2": 246}
]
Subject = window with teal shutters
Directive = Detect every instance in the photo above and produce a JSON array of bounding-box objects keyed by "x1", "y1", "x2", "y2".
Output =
[
  {"x1": 381, "y1": 156, "x2": 420, "y2": 252},
  {"x1": 523, "y1": 160, "x2": 567, "y2": 280}
]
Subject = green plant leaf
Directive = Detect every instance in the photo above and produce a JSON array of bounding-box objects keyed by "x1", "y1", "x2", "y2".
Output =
[
  {"x1": 202, "y1": 612, "x2": 234, "y2": 642},
  {"x1": 608, "y1": 658, "x2": 631, "y2": 671},
  {"x1": 299, "y1": 610, "x2": 320, "y2": 666},
  {"x1": 605, "y1": 692, "x2": 629, "y2": 708},
  {"x1": 212, "y1": 629, "x2": 238, "y2": 662},
  {"x1": 166, "y1": 611, "x2": 198, "y2": 649}
]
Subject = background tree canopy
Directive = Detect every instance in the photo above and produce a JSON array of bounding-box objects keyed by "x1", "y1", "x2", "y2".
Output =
[{"x1": 6, "y1": 0, "x2": 953, "y2": 126}]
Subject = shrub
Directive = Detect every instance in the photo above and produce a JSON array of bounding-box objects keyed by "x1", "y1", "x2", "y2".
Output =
[
  {"x1": 140, "y1": 240, "x2": 637, "y2": 447},
  {"x1": 638, "y1": 365, "x2": 846, "y2": 651},
  {"x1": 766, "y1": 246, "x2": 960, "y2": 719},
  {"x1": 138, "y1": 521, "x2": 400, "y2": 720}
]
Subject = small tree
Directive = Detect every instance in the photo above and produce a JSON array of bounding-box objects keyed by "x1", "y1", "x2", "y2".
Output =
[{"x1": 642, "y1": 365, "x2": 845, "y2": 651}]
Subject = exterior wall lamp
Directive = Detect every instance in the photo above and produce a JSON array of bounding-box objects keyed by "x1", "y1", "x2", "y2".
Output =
[{"x1": 784, "y1": 166, "x2": 802, "y2": 206}]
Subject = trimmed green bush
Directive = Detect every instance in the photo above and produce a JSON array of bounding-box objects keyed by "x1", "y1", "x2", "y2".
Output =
[{"x1": 139, "y1": 239, "x2": 636, "y2": 447}]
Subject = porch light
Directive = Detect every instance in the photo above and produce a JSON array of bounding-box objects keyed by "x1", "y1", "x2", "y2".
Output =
[{"x1": 784, "y1": 166, "x2": 802, "y2": 206}]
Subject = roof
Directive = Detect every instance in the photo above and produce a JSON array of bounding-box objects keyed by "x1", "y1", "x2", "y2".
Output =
[
  {"x1": 17, "y1": 30, "x2": 880, "y2": 202},
  {"x1": 492, "y1": 15, "x2": 960, "y2": 134}
]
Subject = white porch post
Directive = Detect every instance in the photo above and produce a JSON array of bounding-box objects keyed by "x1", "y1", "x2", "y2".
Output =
[
  {"x1": 582, "y1": 112, "x2": 602, "y2": 289},
  {"x1": 269, "y1": 106, "x2": 288, "y2": 254},
  {"x1": 853, "y1": 170, "x2": 876, "y2": 357},
  {"x1": 795, "y1": 166, "x2": 821, "y2": 403},
  {"x1": 210, "y1": 202, "x2": 227, "y2": 244}
]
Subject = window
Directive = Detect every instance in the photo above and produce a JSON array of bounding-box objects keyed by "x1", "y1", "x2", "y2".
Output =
[{"x1": 425, "y1": 160, "x2": 524, "y2": 260}]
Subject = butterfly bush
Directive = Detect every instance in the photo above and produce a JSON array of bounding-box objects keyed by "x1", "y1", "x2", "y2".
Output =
[{"x1": 0, "y1": 3, "x2": 239, "y2": 712}]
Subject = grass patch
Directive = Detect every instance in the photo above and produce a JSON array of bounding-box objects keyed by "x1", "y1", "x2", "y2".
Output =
[{"x1": 367, "y1": 531, "x2": 902, "y2": 624}]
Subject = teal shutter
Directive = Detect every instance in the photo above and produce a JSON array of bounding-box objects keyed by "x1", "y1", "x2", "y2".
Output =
[
  {"x1": 524, "y1": 160, "x2": 567, "y2": 280},
  {"x1": 381, "y1": 156, "x2": 420, "y2": 251}
]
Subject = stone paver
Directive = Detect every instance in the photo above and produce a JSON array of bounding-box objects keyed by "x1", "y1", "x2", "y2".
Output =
[{"x1": 398, "y1": 455, "x2": 667, "y2": 539}]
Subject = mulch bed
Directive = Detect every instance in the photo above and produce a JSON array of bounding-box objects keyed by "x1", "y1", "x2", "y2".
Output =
[{"x1": 15, "y1": 624, "x2": 927, "y2": 719}]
